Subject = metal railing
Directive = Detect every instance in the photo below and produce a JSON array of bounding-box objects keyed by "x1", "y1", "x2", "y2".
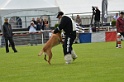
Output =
[{"x1": 0, "y1": 30, "x2": 53, "y2": 47}]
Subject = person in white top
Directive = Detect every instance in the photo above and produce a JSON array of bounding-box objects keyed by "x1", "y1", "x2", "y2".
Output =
[
  {"x1": 28, "y1": 21, "x2": 37, "y2": 46},
  {"x1": 113, "y1": 13, "x2": 119, "y2": 20}
]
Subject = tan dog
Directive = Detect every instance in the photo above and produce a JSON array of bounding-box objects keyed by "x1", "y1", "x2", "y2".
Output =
[{"x1": 38, "y1": 32, "x2": 63, "y2": 64}]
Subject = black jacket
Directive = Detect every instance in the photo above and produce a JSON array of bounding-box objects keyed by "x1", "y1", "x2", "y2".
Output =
[
  {"x1": 54, "y1": 16, "x2": 75, "y2": 35},
  {"x1": 2, "y1": 22, "x2": 13, "y2": 38},
  {"x1": 94, "y1": 9, "x2": 100, "y2": 21}
]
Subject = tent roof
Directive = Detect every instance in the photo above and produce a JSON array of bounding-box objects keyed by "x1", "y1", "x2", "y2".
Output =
[
  {"x1": 0, "y1": 0, "x2": 124, "y2": 16},
  {"x1": 56, "y1": 0, "x2": 124, "y2": 14},
  {"x1": 0, "y1": 0, "x2": 59, "y2": 17},
  {"x1": 0, "y1": 0, "x2": 57, "y2": 9}
]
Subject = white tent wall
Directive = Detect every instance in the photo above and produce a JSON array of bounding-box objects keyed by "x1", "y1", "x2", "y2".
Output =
[
  {"x1": 0, "y1": 7, "x2": 59, "y2": 17},
  {"x1": 0, "y1": 0, "x2": 59, "y2": 28},
  {"x1": 0, "y1": 7, "x2": 59, "y2": 28},
  {"x1": 0, "y1": 0, "x2": 124, "y2": 28}
]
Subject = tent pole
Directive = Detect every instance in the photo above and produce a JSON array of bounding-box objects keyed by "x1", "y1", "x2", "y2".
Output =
[{"x1": 25, "y1": 16, "x2": 27, "y2": 28}]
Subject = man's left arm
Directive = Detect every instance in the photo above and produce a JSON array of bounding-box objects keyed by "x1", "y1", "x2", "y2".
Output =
[
  {"x1": 53, "y1": 17, "x2": 66, "y2": 34},
  {"x1": 9, "y1": 24, "x2": 14, "y2": 36}
]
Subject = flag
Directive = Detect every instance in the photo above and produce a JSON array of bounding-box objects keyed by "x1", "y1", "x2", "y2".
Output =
[{"x1": 102, "y1": 0, "x2": 108, "y2": 23}]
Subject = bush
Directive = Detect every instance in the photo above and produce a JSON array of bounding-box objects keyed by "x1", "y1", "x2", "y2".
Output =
[
  {"x1": 111, "y1": 20, "x2": 116, "y2": 26},
  {"x1": 54, "y1": 24, "x2": 59, "y2": 28}
]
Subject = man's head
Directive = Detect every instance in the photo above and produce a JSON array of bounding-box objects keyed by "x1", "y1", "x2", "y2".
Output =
[
  {"x1": 4, "y1": 18, "x2": 8, "y2": 23},
  {"x1": 119, "y1": 12, "x2": 124, "y2": 17},
  {"x1": 32, "y1": 18, "x2": 35, "y2": 21},
  {"x1": 96, "y1": 7, "x2": 98, "y2": 9},
  {"x1": 56, "y1": 11, "x2": 64, "y2": 19},
  {"x1": 77, "y1": 15, "x2": 80, "y2": 18},
  {"x1": 116, "y1": 13, "x2": 118, "y2": 16}
]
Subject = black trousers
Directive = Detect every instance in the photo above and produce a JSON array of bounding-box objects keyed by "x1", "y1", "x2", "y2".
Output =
[
  {"x1": 63, "y1": 32, "x2": 76, "y2": 56},
  {"x1": 5, "y1": 37, "x2": 17, "y2": 52},
  {"x1": 93, "y1": 20, "x2": 100, "y2": 32},
  {"x1": 120, "y1": 32, "x2": 124, "y2": 37}
]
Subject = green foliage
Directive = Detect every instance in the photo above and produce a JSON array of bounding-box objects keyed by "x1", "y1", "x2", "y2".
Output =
[
  {"x1": 111, "y1": 20, "x2": 116, "y2": 26},
  {"x1": 54, "y1": 23, "x2": 59, "y2": 28},
  {"x1": 0, "y1": 42, "x2": 124, "y2": 82}
]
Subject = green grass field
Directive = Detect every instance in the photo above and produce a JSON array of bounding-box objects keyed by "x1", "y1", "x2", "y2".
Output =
[{"x1": 0, "y1": 42, "x2": 124, "y2": 82}]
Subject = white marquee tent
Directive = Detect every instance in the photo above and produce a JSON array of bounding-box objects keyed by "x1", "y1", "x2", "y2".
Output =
[
  {"x1": 0, "y1": 0, "x2": 124, "y2": 27},
  {"x1": 0, "y1": 0, "x2": 60, "y2": 27},
  {"x1": 0, "y1": 0, "x2": 59, "y2": 16},
  {"x1": 56, "y1": 0, "x2": 124, "y2": 15},
  {"x1": 0, "y1": 0, "x2": 124, "y2": 16}
]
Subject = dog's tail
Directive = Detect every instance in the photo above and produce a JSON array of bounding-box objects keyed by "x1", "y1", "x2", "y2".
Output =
[{"x1": 38, "y1": 50, "x2": 44, "y2": 56}]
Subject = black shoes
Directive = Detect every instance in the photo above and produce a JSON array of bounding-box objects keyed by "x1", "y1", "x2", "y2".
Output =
[
  {"x1": 14, "y1": 51, "x2": 18, "y2": 53},
  {"x1": 6, "y1": 51, "x2": 9, "y2": 53},
  {"x1": 6, "y1": 51, "x2": 18, "y2": 53}
]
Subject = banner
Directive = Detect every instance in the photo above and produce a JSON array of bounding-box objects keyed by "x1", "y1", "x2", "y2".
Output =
[{"x1": 102, "y1": 0, "x2": 108, "y2": 23}]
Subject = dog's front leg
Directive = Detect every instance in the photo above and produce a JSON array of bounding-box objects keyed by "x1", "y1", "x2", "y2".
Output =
[
  {"x1": 38, "y1": 50, "x2": 43, "y2": 56},
  {"x1": 46, "y1": 50, "x2": 52, "y2": 65}
]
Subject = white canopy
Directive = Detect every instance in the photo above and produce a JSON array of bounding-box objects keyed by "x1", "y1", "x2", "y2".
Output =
[
  {"x1": 0, "y1": 0, "x2": 123, "y2": 16},
  {"x1": 0, "y1": 0, "x2": 123, "y2": 27},
  {"x1": 0, "y1": 0, "x2": 59, "y2": 17},
  {"x1": 0, "y1": 0, "x2": 57, "y2": 9},
  {"x1": 56, "y1": 0, "x2": 124, "y2": 14},
  {"x1": 0, "y1": 0, "x2": 59, "y2": 27}
]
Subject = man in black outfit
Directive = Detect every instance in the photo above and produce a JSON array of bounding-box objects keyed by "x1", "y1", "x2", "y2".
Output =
[
  {"x1": 53, "y1": 11, "x2": 77, "y2": 64},
  {"x1": 93, "y1": 7, "x2": 100, "y2": 31},
  {"x1": 2, "y1": 18, "x2": 17, "y2": 53}
]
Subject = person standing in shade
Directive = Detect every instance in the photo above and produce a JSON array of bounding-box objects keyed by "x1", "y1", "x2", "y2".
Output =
[
  {"x1": 53, "y1": 11, "x2": 77, "y2": 64},
  {"x1": 2, "y1": 18, "x2": 17, "y2": 53}
]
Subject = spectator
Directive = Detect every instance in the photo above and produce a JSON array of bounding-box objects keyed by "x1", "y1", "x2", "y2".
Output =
[
  {"x1": 43, "y1": 19, "x2": 49, "y2": 27},
  {"x1": 75, "y1": 15, "x2": 82, "y2": 26},
  {"x1": 113, "y1": 13, "x2": 119, "y2": 20},
  {"x1": 28, "y1": 21, "x2": 38, "y2": 46},
  {"x1": 75, "y1": 15, "x2": 82, "y2": 43},
  {"x1": 40, "y1": 19, "x2": 44, "y2": 30},
  {"x1": 53, "y1": 11, "x2": 77, "y2": 64},
  {"x1": 32, "y1": 18, "x2": 37, "y2": 25},
  {"x1": 36, "y1": 18, "x2": 42, "y2": 31},
  {"x1": 2, "y1": 18, "x2": 17, "y2": 53},
  {"x1": 116, "y1": 12, "x2": 124, "y2": 38},
  {"x1": 93, "y1": 7, "x2": 100, "y2": 31},
  {"x1": 43, "y1": 19, "x2": 50, "y2": 43}
]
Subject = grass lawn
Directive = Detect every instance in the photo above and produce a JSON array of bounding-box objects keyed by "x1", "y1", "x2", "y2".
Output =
[{"x1": 0, "y1": 41, "x2": 124, "y2": 82}]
